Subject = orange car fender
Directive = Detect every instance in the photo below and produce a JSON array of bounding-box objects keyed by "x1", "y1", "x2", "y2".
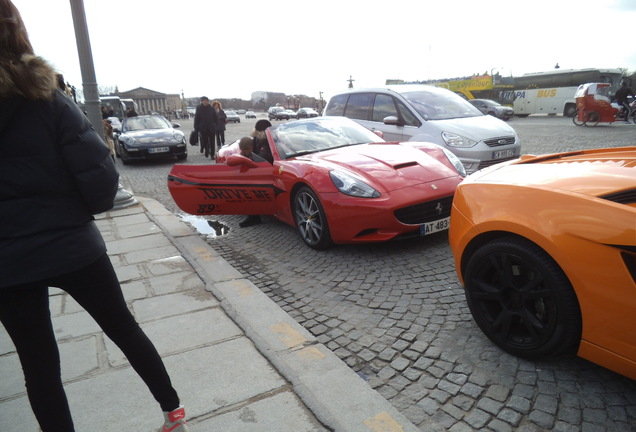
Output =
[
  {"x1": 452, "y1": 183, "x2": 636, "y2": 357},
  {"x1": 452, "y1": 184, "x2": 612, "y2": 296}
]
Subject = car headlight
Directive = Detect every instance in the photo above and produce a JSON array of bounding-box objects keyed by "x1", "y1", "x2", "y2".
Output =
[
  {"x1": 173, "y1": 132, "x2": 185, "y2": 142},
  {"x1": 122, "y1": 136, "x2": 138, "y2": 147},
  {"x1": 442, "y1": 131, "x2": 477, "y2": 148},
  {"x1": 442, "y1": 148, "x2": 466, "y2": 177},
  {"x1": 329, "y1": 170, "x2": 380, "y2": 198}
]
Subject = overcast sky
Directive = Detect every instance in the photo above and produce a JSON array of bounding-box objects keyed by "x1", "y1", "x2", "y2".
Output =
[{"x1": 13, "y1": 0, "x2": 636, "y2": 101}]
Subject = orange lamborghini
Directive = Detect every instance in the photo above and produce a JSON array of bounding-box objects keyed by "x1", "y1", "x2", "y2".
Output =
[{"x1": 449, "y1": 147, "x2": 636, "y2": 380}]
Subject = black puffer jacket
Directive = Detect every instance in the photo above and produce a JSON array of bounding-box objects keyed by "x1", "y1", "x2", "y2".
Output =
[{"x1": 0, "y1": 55, "x2": 119, "y2": 288}]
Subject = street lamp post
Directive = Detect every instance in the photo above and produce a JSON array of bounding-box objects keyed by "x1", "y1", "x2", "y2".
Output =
[
  {"x1": 69, "y1": 0, "x2": 100, "y2": 134},
  {"x1": 68, "y1": 0, "x2": 136, "y2": 210}
]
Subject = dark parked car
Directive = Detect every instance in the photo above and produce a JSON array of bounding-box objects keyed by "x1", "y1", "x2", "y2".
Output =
[
  {"x1": 268, "y1": 106, "x2": 286, "y2": 120},
  {"x1": 225, "y1": 110, "x2": 241, "y2": 123},
  {"x1": 115, "y1": 115, "x2": 186, "y2": 164},
  {"x1": 274, "y1": 110, "x2": 290, "y2": 120},
  {"x1": 297, "y1": 107, "x2": 319, "y2": 118},
  {"x1": 468, "y1": 99, "x2": 514, "y2": 120}
]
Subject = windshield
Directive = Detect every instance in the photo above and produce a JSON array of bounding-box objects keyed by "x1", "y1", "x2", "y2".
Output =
[
  {"x1": 270, "y1": 117, "x2": 385, "y2": 159},
  {"x1": 123, "y1": 116, "x2": 171, "y2": 131},
  {"x1": 400, "y1": 88, "x2": 483, "y2": 120},
  {"x1": 481, "y1": 99, "x2": 501, "y2": 107}
]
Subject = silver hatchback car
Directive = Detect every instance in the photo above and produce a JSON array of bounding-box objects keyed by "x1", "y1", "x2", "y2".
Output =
[{"x1": 324, "y1": 85, "x2": 520, "y2": 173}]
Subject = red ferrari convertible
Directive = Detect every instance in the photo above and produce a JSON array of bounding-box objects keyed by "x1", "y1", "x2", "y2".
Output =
[{"x1": 168, "y1": 117, "x2": 465, "y2": 249}]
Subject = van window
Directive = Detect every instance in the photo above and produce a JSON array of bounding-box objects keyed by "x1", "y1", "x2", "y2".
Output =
[
  {"x1": 344, "y1": 93, "x2": 373, "y2": 120},
  {"x1": 401, "y1": 89, "x2": 481, "y2": 120},
  {"x1": 369, "y1": 94, "x2": 421, "y2": 127},
  {"x1": 371, "y1": 94, "x2": 396, "y2": 122},
  {"x1": 396, "y1": 99, "x2": 421, "y2": 126},
  {"x1": 325, "y1": 94, "x2": 347, "y2": 116}
]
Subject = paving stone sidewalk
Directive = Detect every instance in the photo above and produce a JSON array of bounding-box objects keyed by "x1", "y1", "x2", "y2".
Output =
[{"x1": 0, "y1": 197, "x2": 424, "y2": 432}]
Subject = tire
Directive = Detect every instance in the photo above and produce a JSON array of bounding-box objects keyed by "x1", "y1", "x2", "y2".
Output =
[
  {"x1": 563, "y1": 104, "x2": 577, "y2": 117},
  {"x1": 292, "y1": 186, "x2": 333, "y2": 250},
  {"x1": 584, "y1": 111, "x2": 600, "y2": 127},
  {"x1": 572, "y1": 111, "x2": 584, "y2": 126},
  {"x1": 176, "y1": 154, "x2": 187, "y2": 161},
  {"x1": 463, "y1": 237, "x2": 581, "y2": 359}
]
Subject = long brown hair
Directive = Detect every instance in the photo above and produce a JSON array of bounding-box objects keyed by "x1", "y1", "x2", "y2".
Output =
[
  {"x1": 0, "y1": 0, "x2": 34, "y2": 58},
  {"x1": 0, "y1": 0, "x2": 57, "y2": 100}
]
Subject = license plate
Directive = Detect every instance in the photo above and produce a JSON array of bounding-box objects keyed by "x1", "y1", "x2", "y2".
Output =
[
  {"x1": 420, "y1": 217, "x2": 450, "y2": 236},
  {"x1": 493, "y1": 149, "x2": 516, "y2": 159},
  {"x1": 149, "y1": 147, "x2": 169, "y2": 153}
]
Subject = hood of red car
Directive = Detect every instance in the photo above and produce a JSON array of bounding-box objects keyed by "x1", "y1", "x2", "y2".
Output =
[{"x1": 306, "y1": 143, "x2": 460, "y2": 192}]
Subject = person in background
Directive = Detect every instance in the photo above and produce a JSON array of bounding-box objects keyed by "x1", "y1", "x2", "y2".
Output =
[
  {"x1": 0, "y1": 1, "x2": 190, "y2": 431},
  {"x1": 615, "y1": 81, "x2": 635, "y2": 124},
  {"x1": 125, "y1": 106, "x2": 138, "y2": 117},
  {"x1": 103, "y1": 118, "x2": 116, "y2": 163},
  {"x1": 212, "y1": 100, "x2": 226, "y2": 156},
  {"x1": 193, "y1": 96, "x2": 217, "y2": 158},
  {"x1": 251, "y1": 119, "x2": 273, "y2": 163}
]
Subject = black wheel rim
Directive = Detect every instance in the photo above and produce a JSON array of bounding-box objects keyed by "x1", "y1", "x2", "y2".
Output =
[
  {"x1": 468, "y1": 252, "x2": 559, "y2": 351},
  {"x1": 294, "y1": 191, "x2": 324, "y2": 246},
  {"x1": 584, "y1": 111, "x2": 600, "y2": 126}
]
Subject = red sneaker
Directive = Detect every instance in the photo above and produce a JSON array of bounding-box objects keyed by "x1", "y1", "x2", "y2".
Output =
[{"x1": 159, "y1": 406, "x2": 190, "y2": 432}]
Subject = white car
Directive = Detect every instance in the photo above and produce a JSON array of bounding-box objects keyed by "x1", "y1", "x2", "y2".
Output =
[{"x1": 324, "y1": 85, "x2": 520, "y2": 174}]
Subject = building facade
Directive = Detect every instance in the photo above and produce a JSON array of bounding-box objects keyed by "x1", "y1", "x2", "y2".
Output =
[{"x1": 117, "y1": 87, "x2": 181, "y2": 116}]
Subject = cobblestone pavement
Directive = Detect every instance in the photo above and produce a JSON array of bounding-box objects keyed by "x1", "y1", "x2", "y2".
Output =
[{"x1": 118, "y1": 115, "x2": 636, "y2": 432}]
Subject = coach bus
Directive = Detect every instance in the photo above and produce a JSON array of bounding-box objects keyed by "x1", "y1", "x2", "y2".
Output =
[
  {"x1": 99, "y1": 95, "x2": 126, "y2": 120},
  {"x1": 512, "y1": 68, "x2": 624, "y2": 117}
]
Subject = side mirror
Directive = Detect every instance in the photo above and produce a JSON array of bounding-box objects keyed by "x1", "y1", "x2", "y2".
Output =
[
  {"x1": 172, "y1": 123, "x2": 181, "y2": 128},
  {"x1": 383, "y1": 116, "x2": 404, "y2": 126}
]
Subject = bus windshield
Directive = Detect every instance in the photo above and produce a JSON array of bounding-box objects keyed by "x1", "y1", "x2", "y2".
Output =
[{"x1": 100, "y1": 96, "x2": 125, "y2": 120}]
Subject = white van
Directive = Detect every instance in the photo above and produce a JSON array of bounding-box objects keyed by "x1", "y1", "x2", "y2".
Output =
[{"x1": 324, "y1": 85, "x2": 521, "y2": 174}]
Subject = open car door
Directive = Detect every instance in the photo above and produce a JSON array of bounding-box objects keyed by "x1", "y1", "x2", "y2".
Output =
[{"x1": 168, "y1": 155, "x2": 279, "y2": 216}]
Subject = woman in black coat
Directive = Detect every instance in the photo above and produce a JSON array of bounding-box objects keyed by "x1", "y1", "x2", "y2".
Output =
[
  {"x1": 0, "y1": 1, "x2": 190, "y2": 431},
  {"x1": 212, "y1": 100, "x2": 227, "y2": 156}
]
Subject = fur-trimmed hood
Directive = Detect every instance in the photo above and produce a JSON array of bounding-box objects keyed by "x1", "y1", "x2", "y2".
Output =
[
  {"x1": 0, "y1": 54, "x2": 58, "y2": 100},
  {"x1": 0, "y1": 54, "x2": 58, "y2": 133}
]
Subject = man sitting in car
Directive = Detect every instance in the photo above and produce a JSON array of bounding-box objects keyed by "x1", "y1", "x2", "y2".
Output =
[{"x1": 238, "y1": 136, "x2": 266, "y2": 162}]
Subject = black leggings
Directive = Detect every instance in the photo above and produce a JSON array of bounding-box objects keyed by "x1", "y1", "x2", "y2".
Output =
[
  {"x1": 215, "y1": 130, "x2": 225, "y2": 151},
  {"x1": 0, "y1": 254, "x2": 179, "y2": 432}
]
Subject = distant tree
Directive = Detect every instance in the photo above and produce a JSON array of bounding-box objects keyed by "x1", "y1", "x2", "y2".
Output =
[{"x1": 98, "y1": 85, "x2": 117, "y2": 96}]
